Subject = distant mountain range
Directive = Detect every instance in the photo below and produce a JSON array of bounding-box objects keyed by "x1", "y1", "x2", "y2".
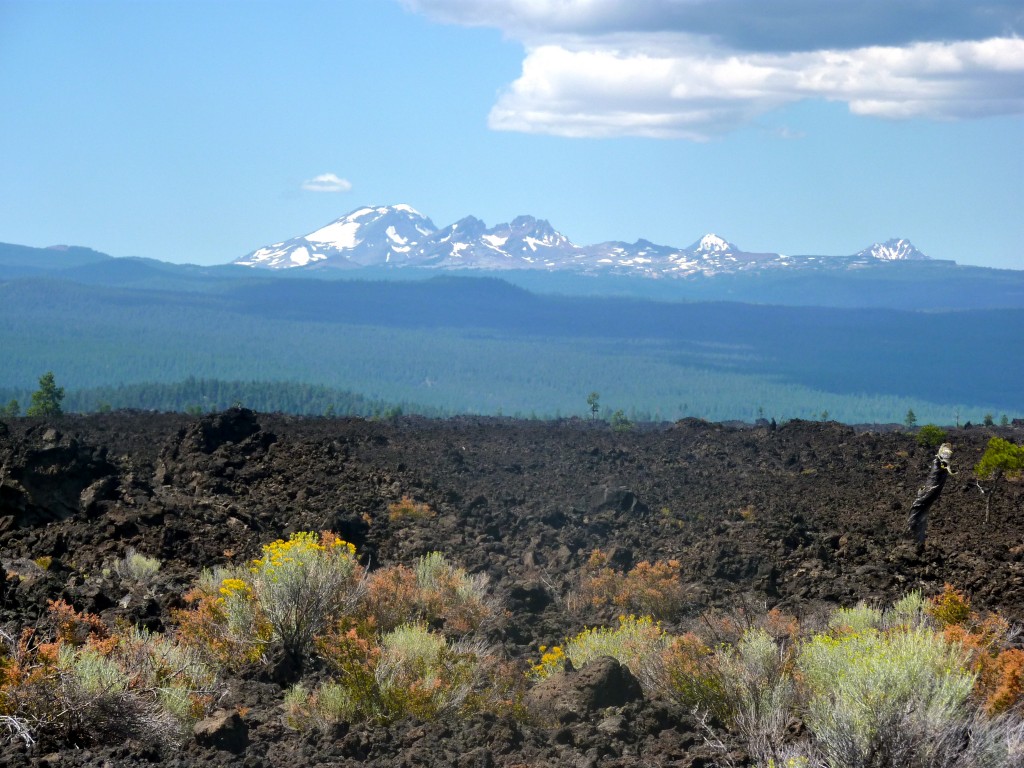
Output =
[
  {"x1": 3, "y1": 209, "x2": 1021, "y2": 312},
  {"x1": 235, "y1": 205, "x2": 935, "y2": 278},
  {"x1": 2, "y1": 223, "x2": 1023, "y2": 421}
]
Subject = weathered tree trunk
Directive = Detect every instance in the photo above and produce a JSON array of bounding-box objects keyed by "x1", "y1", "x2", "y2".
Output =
[{"x1": 907, "y1": 454, "x2": 949, "y2": 547}]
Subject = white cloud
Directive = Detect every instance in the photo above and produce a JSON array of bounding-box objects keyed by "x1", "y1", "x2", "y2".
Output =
[
  {"x1": 301, "y1": 173, "x2": 353, "y2": 192},
  {"x1": 490, "y1": 36, "x2": 1024, "y2": 139},
  {"x1": 401, "y1": 0, "x2": 1024, "y2": 138}
]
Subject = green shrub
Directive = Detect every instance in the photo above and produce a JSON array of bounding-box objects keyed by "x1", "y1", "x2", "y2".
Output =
[
  {"x1": 115, "y1": 627, "x2": 219, "y2": 729},
  {"x1": 916, "y1": 424, "x2": 947, "y2": 449},
  {"x1": 288, "y1": 622, "x2": 486, "y2": 728},
  {"x1": 828, "y1": 602, "x2": 884, "y2": 633},
  {"x1": 114, "y1": 548, "x2": 162, "y2": 586},
  {"x1": 61, "y1": 645, "x2": 128, "y2": 696},
  {"x1": 890, "y1": 590, "x2": 927, "y2": 627},
  {"x1": 668, "y1": 594, "x2": 1024, "y2": 768},
  {"x1": 376, "y1": 623, "x2": 482, "y2": 719},
  {"x1": 284, "y1": 681, "x2": 365, "y2": 730},
  {"x1": 410, "y1": 552, "x2": 492, "y2": 635},
  {"x1": 797, "y1": 624, "x2": 975, "y2": 766},
  {"x1": 975, "y1": 437, "x2": 1024, "y2": 480},
  {"x1": 282, "y1": 683, "x2": 315, "y2": 729},
  {"x1": 533, "y1": 615, "x2": 669, "y2": 692},
  {"x1": 715, "y1": 629, "x2": 795, "y2": 761},
  {"x1": 414, "y1": 551, "x2": 452, "y2": 592}
]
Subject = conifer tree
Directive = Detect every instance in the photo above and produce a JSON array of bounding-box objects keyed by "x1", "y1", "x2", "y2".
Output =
[{"x1": 26, "y1": 371, "x2": 65, "y2": 417}]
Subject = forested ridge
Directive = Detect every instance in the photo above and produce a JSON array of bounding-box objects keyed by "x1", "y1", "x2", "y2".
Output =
[{"x1": 1, "y1": 265, "x2": 1021, "y2": 424}]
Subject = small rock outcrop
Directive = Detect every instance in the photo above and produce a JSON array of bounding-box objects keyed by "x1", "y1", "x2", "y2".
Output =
[
  {"x1": 526, "y1": 656, "x2": 644, "y2": 723},
  {"x1": 193, "y1": 709, "x2": 249, "y2": 753}
]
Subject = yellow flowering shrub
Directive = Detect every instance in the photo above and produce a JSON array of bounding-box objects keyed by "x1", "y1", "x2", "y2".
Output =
[
  {"x1": 175, "y1": 531, "x2": 363, "y2": 664},
  {"x1": 249, "y1": 531, "x2": 363, "y2": 659},
  {"x1": 529, "y1": 644, "x2": 565, "y2": 679},
  {"x1": 926, "y1": 583, "x2": 972, "y2": 628}
]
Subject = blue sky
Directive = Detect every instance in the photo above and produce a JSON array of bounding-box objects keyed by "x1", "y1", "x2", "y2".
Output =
[{"x1": 1, "y1": 0, "x2": 1022, "y2": 268}]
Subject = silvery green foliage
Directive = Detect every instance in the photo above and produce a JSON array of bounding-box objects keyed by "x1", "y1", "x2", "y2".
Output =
[{"x1": 715, "y1": 629, "x2": 796, "y2": 764}]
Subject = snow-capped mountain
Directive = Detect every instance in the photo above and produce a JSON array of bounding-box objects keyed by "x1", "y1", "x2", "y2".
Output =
[
  {"x1": 854, "y1": 238, "x2": 930, "y2": 262},
  {"x1": 236, "y1": 205, "x2": 436, "y2": 269},
  {"x1": 687, "y1": 233, "x2": 736, "y2": 256},
  {"x1": 235, "y1": 205, "x2": 934, "y2": 277},
  {"x1": 412, "y1": 215, "x2": 584, "y2": 270}
]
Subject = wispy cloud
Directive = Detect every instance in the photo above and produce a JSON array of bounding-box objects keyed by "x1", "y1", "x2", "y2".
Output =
[
  {"x1": 401, "y1": 0, "x2": 1024, "y2": 138},
  {"x1": 301, "y1": 173, "x2": 353, "y2": 192}
]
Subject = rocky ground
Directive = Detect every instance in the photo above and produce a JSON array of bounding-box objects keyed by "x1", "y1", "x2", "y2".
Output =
[{"x1": 1, "y1": 410, "x2": 1022, "y2": 767}]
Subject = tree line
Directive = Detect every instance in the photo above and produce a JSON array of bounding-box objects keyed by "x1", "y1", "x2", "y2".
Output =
[{"x1": 0, "y1": 376, "x2": 447, "y2": 419}]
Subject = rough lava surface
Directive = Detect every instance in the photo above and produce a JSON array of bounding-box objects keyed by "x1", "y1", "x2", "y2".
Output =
[{"x1": 1, "y1": 410, "x2": 1021, "y2": 767}]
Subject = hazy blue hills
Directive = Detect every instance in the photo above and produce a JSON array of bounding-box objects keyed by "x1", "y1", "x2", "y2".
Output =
[
  {"x1": 0, "y1": 241, "x2": 112, "y2": 278},
  {"x1": 1, "y1": 246, "x2": 1021, "y2": 423},
  {"x1": 487, "y1": 261, "x2": 1024, "y2": 311},
  {"x1": 3, "y1": 238, "x2": 1023, "y2": 310}
]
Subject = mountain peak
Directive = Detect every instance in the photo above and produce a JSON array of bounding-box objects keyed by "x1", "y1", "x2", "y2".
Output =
[
  {"x1": 855, "y1": 238, "x2": 929, "y2": 262},
  {"x1": 236, "y1": 205, "x2": 438, "y2": 269},
  {"x1": 687, "y1": 233, "x2": 737, "y2": 254}
]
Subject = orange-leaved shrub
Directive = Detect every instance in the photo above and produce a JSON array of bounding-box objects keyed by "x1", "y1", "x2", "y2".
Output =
[
  {"x1": 362, "y1": 552, "x2": 494, "y2": 636},
  {"x1": 695, "y1": 605, "x2": 801, "y2": 648},
  {"x1": 928, "y1": 584, "x2": 1024, "y2": 715},
  {"x1": 1, "y1": 600, "x2": 219, "y2": 750},
  {"x1": 578, "y1": 549, "x2": 686, "y2": 620},
  {"x1": 173, "y1": 578, "x2": 271, "y2": 668},
  {"x1": 661, "y1": 631, "x2": 731, "y2": 720},
  {"x1": 363, "y1": 564, "x2": 419, "y2": 633},
  {"x1": 387, "y1": 495, "x2": 435, "y2": 522}
]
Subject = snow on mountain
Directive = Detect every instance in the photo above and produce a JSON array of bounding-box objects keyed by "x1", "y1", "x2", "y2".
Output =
[
  {"x1": 854, "y1": 238, "x2": 930, "y2": 262},
  {"x1": 687, "y1": 233, "x2": 737, "y2": 255},
  {"x1": 412, "y1": 216, "x2": 493, "y2": 266},
  {"x1": 482, "y1": 216, "x2": 581, "y2": 266},
  {"x1": 235, "y1": 206, "x2": 932, "y2": 278},
  {"x1": 235, "y1": 205, "x2": 437, "y2": 269}
]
